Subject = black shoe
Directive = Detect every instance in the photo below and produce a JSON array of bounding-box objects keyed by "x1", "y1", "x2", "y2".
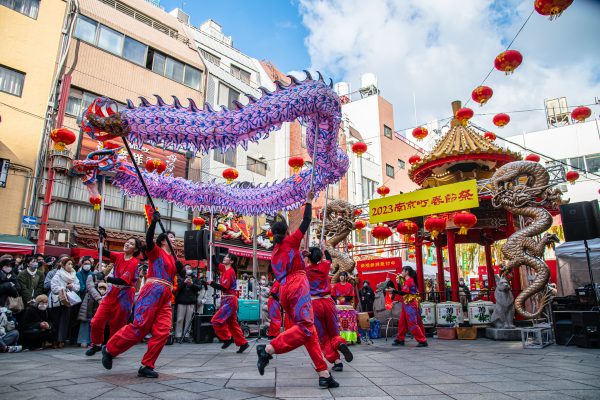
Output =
[
  {"x1": 392, "y1": 339, "x2": 405, "y2": 346},
  {"x1": 138, "y1": 365, "x2": 159, "y2": 378},
  {"x1": 332, "y1": 363, "x2": 343, "y2": 372},
  {"x1": 236, "y1": 343, "x2": 249, "y2": 353},
  {"x1": 338, "y1": 343, "x2": 353, "y2": 363},
  {"x1": 101, "y1": 346, "x2": 113, "y2": 370},
  {"x1": 221, "y1": 338, "x2": 234, "y2": 349},
  {"x1": 319, "y1": 375, "x2": 340, "y2": 388},
  {"x1": 417, "y1": 341, "x2": 428, "y2": 347},
  {"x1": 256, "y1": 344, "x2": 272, "y2": 376},
  {"x1": 86, "y1": 345, "x2": 101, "y2": 356}
]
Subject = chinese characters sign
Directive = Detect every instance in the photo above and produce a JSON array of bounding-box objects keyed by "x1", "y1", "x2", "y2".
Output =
[
  {"x1": 357, "y1": 257, "x2": 402, "y2": 273},
  {"x1": 369, "y1": 180, "x2": 479, "y2": 223}
]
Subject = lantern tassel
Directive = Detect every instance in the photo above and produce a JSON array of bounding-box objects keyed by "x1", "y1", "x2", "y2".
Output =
[
  {"x1": 430, "y1": 230, "x2": 439, "y2": 239},
  {"x1": 93, "y1": 204, "x2": 100, "y2": 211},
  {"x1": 458, "y1": 227, "x2": 468, "y2": 235}
]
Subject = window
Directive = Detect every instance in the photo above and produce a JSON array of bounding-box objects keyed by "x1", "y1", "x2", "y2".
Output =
[
  {"x1": 165, "y1": 57, "x2": 184, "y2": 83},
  {"x1": 123, "y1": 214, "x2": 145, "y2": 232},
  {"x1": 68, "y1": 204, "x2": 95, "y2": 225},
  {"x1": 172, "y1": 204, "x2": 189, "y2": 220},
  {"x1": 103, "y1": 210, "x2": 122, "y2": 230},
  {"x1": 231, "y1": 65, "x2": 251, "y2": 85},
  {"x1": 169, "y1": 221, "x2": 188, "y2": 237},
  {"x1": 214, "y1": 148, "x2": 236, "y2": 167},
  {"x1": 125, "y1": 195, "x2": 146, "y2": 211},
  {"x1": 152, "y1": 51, "x2": 166, "y2": 75},
  {"x1": 123, "y1": 36, "x2": 147, "y2": 66},
  {"x1": 201, "y1": 49, "x2": 221, "y2": 66},
  {"x1": 52, "y1": 173, "x2": 70, "y2": 199},
  {"x1": 184, "y1": 66, "x2": 201, "y2": 90},
  {"x1": 65, "y1": 88, "x2": 108, "y2": 118},
  {"x1": 386, "y1": 164, "x2": 395, "y2": 178},
  {"x1": 97, "y1": 25, "x2": 124, "y2": 55},
  {"x1": 569, "y1": 156, "x2": 585, "y2": 171},
  {"x1": 301, "y1": 125, "x2": 307, "y2": 148},
  {"x1": 585, "y1": 153, "x2": 600, "y2": 174},
  {"x1": 398, "y1": 159, "x2": 406, "y2": 170},
  {"x1": 247, "y1": 156, "x2": 267, "y2": 176},
  {"x1": 384, "y1": 124, "x2": 392, "y2": 139},
  {"x1": 0, "y1": 0, "x2": 39, "y2": 19},
  {"x1": 74, "y1": 15, "x2": 98, "y2": 43},
  {"x1": 153, "y1": 198, "x2": 172, "y2": 218},
  {"x1": 104, "y1": 183, "x2": 124, "y2": 208},
  {"x1": 48, "y1": 202, "x2": 67, "y2": 221},
  {"x1": 218, "y1": 83, "x2": 240, "y2": 111},
  {"x1": 361, "y1": 177, "x2": 377, "y2": 202},
  {"x1": 0, "y1": 65, "x2": 25, "y2": 97}
]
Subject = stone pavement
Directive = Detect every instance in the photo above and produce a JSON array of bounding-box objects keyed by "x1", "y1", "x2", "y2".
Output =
[{"x1": 1, "y1": 338, "x2": 600, "y2": 400}]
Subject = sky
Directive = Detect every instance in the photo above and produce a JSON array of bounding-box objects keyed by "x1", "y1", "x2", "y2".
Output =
[{"x1": 161, "y1": 0, "x2": 600, "y2": 140}]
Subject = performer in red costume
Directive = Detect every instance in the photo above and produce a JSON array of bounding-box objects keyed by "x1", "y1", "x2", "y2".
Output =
[
  {"x1": 210, "y1": 253, "x2": 249, "y2": 353},
  {"x1": 256, "y1": 191, "x2": 339, "y2": 388},
  {"x1": 267, "y1": 280, "x2": 281, "y2": 339},
  {"x1": 86, "y1": 232, "x2": 142, "y2": 356},
  {"x1": 101, "y1": 212, "x2": 184, "y2": 378},
  {"x1": 331, "y1": 272, "x2": 354, "y2": 305},
  {"x1": 306, "y1": 247, "x2": 353, "y2": 372},
  {"x1": 391, "y1": 266, "x2": 428, "y2": 347}
]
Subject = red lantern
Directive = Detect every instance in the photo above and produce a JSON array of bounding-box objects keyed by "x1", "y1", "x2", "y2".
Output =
[
  {"x1": 471, "y1": 86, "x2": 493, "y2": 106},
  {"x1": 424, "y1": 215, "x2": 446, "y2": 239},
  {"x1": 493, "y1": 113, "x2": 510, "y2": 128},
  {"x1": 351, "y1": 142, "x2": 368, "y2": 157},
  {"x1": 453, "y1": 211, "x2": 477, "y2": 235},
  {"x1": 145, "y1": 158, "x2": 166, "y2": 174},
  {"x1": 408, "y1": 154, "x2": 422, "y2": 165},
  {"x1": 372, "y1": 224, "x2": 393, "y2": 243},
  {"x1": 222, "y1": 167, "x2": 239, "y2": 184},
  {"x1": 397, "y1": 220, "x2": 418, "y2": 241},
  {"x1": 455, "y1": 108, "x2": 474, "y2": 125},
  {"x1": 355, "y1": 220, "x2": 367, "y2": 232},
  {"x1": 353, "y1": 208, "x2": 362, "y2": 217},
  {"x1": 288, "y1": 156, "x2": 304, "y2": 174},
  {"x1": 571, "y1": 106, "x2": 592, "y2": 123},
  {"x1": 412, "y1": 127, "x2": 428, "y2": 141},
  {"x1": 347, "y1": 243, "x2": 354, "y2": 251},
  {"x1": 89, "y1": 195, "x2": 102, "y2": 211},
  {"x1": 494, "y1": 50, "x2": 523, "y2": 75},
  {"x1": 484, "y1": 131, "x2": 497, "y2": 141},
  {"x1": 193, "y1": 217, "x2": 205, "y2": 230},
  {"x1": 376, "y1": 186, "x2": 390, "y2": 197},
  {"x1": 50, "y1": 128, "x2": 76, "y2": 151},
  {"x1": 525, "y1": 154, "x2": 541, "y2": 163},
  {"x1": 566, "y1": 170, "x2": 579, "y2": 184},
  {"x1": 534, "y1": 0, "x2": 573, "y2": 20}
]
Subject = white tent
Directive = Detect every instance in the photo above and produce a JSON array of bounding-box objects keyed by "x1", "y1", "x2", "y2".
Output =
[{"x1": 555, "y1": 238, "x2": 600, "y2": 296}]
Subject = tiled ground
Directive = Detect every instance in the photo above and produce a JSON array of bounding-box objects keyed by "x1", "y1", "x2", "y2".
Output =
[{"x1": 1, "y1": 337, "x2": 599, "y2": 399}]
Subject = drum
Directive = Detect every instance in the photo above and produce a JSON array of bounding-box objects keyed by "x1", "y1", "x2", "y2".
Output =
[
  {"x1": 336, "y1": 305, "x2": 358, "y2": 344},
  {"x1": 420, "y1": 301, "x2": 436, "y2": 327},
  {"x1": 436, "y1": 301, "x2": 463, "y2": 326},
  {"x1": 468, "y1": 301, "x2": 494, "y2": 325}
]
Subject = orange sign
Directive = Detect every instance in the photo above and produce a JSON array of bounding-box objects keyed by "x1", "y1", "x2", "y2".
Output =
[{"x1": 357, "y1": 257, "x2": 402, "y2": 274}]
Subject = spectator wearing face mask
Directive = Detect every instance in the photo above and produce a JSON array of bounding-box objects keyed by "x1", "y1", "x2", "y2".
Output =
[
  {"x1": 44, "y1": 256, "x2": 65, "y2": 293},
  {"x1": 0, "y1": 306, "x2": 21, "y2": 352},
  {"x1": 0, "y1": 258, "x2": 20, "y2": 310},
  {"x1": 13, "y1": 256, "x2": 24, "y2": 273},
  {"x1": 78, "y1": 263, "x2": 107, "y2": 348},
  {"x1": 20, "y1": 295, "x2": 54, "y2": 350},
  {"x1": 49, "y1": 257, "x2": 80, "y2": 347},
  {"x1": 359, "y1": 280, "x2": 375, "y2": 313},
  {"x1": 174, "y1": 265, "x2": 201, "y2": 342},
  {"x1": 18, "y1": 257, "x2": 45, "y2": 305}
]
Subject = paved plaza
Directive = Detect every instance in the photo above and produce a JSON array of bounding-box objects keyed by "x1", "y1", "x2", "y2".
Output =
[{"x1": 2, "y1": 338, "x2": 600, "y2": 400}]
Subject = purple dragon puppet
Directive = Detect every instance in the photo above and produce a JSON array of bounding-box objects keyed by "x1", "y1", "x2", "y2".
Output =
[{"x1": 77, "y1": 72, "x2": 348, "y2": 215}]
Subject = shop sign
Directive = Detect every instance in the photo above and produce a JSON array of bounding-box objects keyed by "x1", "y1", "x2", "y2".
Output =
[{"x1": 369, "y1": 179, "x2": 479, "y2": 223}]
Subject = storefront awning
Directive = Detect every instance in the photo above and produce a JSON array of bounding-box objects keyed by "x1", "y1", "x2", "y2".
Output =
[
  {"x1": 217, "y1": 243, "x2": 272, "y2": 261},
  {"x1": 0, "y1": 234, "x2": 36, "y2": 255}
]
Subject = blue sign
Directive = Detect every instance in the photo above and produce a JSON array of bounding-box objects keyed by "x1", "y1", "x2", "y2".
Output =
[{"x1": 22, "y1": 216, "x2": 38, "y2": 225}]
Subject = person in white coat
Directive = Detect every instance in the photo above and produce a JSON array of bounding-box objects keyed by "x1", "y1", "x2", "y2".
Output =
[{"x1": 49, "y1": 257, "x2": 79, "y2": 347}]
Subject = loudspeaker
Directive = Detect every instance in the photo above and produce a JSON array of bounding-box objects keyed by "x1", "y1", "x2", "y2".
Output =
[
  {"x1": 193, "y1": 316, "x2": 215, "y2": 343},
  {"x1": 184, "y1": 230, "x2": 206, "y2": 260},
  {"x1": 559, "y1": 200, "x2": 600, "y2": 242}
]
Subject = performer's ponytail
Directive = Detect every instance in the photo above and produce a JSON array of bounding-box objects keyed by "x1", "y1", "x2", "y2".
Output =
[
  {"x1": 403, "y1": 265, "x2": 418, "y2": 280},
  {"x1": 271, "y1": 221, "x2": 288, "y2": 245}
]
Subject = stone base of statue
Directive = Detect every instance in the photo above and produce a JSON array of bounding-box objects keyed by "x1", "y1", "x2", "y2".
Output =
[{"x1": 486, "y1": 327, "x2": 522, "y2": 341}]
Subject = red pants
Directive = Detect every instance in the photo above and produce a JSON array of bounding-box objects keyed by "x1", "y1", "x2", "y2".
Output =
[
  {"x1": 267, "y1": 296, "x2": 281, "y2": 338},
  {"x1": 270, "y1": 272, "x2": 328, "y2": 372},
  {"x1": 106, "y1": 282, "x2": 172, "y2": 369},
  {"x1": 211, "y1": 296, "x2": 247, "y2": 346},
  {"x1": 396, "y1": 300, "x2": 426, "y2": 343},
  {"x1": 90, "y1": 288, "x2": 134, "y2": 345},
  {"x1": 312, "y1": 297, "x2": 347, "y2": 364}
]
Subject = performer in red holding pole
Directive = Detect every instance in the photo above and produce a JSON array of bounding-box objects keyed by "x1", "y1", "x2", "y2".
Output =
[
  {"x1": 267, "y1": 280, "x2": 281, "y2": 339},
  {"x1": 331, "y1": 272, "x2": 354, "y2": 305},
  {"x1": 391, "y1": 266, "x2": 428, "y2": 347},
  {"x1": 210, "y1": 253, "x2": 249, "y2": 353},
  {"x1": 101, "y1": 212, "x2": 184, "y2": 378},
  {"x1": 86, "y1": 232, "x2": 142, "y2": 356},
  {"x1": 305, "y1": 247, "x2": 353, "y2": 372},
  {"x1": 256, "y1": 191, "x2": 339, "y2": 388}
]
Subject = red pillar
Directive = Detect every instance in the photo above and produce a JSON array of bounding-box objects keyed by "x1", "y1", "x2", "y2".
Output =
[
  {"x1": 484, "y1": 243, "x2": 495, "y2": 291},
  {"x1": 447, "y1": 230, "x2": 460, "y2": 302},
  {"x1": 435, "y1": 239, "x2": 445, "y2": 302},
  {"x1": 415, "y1": 238, "x2": 425, "y2": 298}
]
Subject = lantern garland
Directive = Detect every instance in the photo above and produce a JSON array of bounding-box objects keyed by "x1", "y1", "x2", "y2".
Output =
[
  {"x1": 493, "y1": 113, "x2": 510, "y2": 128},
  {"x1": 483, "y1": 131, "x2": 497, "y2": 141},
  {"x1": 145, "y1": 158, "x2": 166, "y2": 174},
  {"x1": 355, "y1": 220, "x2": 367, "y2": 232},
  {"x1": 50, "y1": 128, "x2": 76, "y2": 151},
  {"x1": 424, "y1": 215, "x2": 446, "y2": 239},
  {"x1": 288, "y1": 156, "x2": 304, "y2": 174},
  {"x1": 571, "y1": 106, "x2": 592, "y2": 123},
  {"x1": 455, "y1": 108, "x2": 474, "y2": 126},
  {"x1": 471, "y1": 86, "x2": 493, "y2": 106},
  {"x1": 377, "y1": 185, "x2": 390, "y2": 197},
  {"x1": 193, "y1": 217, "x2": 205, "y2": 230},
  {"x1": 494, "y1": 50, "x2": 523, "y2": 75},
  {"x1": 222, "y1": 167, "x2": 239, "y2": 184},
  {"x1": 453, "y1": 211, "x2": 477, "y2": 235},
  {"x1": 352, "y1": 142, "x2": 367, "y2": 157},
  {"x1": 525, "y1": 154, "x2": 541, "y2": 163},
  {"x1": 89, "y1": 195, "x2": 102, "y2": 211},
  {"x1": 353, "y1": 208, "x2": 362, "y2": 217},
  {"x1": 372, "y1": 224, "x2": 393, "y2": 243},
  {"x1": 397, "y1": 220, "x2": 418, "y2": 241},
  {"x1": 412, "y1": 127, "x2": 428, "y2": 141},
  {"x1": 408, "y1": 154, "x2": 421, "y2": 165},
  {"x1": 534, "y1": 0, "x2": 574, "y2": 20},
  {"x1": 565, "y1": 170, "x2": 579, "y2": 184}
]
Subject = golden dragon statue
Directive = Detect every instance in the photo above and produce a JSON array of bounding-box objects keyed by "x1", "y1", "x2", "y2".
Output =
[
  {"x1": 314, "y1": 199, "x2": 357, "y2": 284},
  {"x1": 491, "y1": 160, "x2": 562, "y2": 319}
]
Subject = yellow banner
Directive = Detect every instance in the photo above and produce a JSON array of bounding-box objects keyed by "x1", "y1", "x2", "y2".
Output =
[{"x1": 369, "y1": 180, "x2": 479, "y2": 223}]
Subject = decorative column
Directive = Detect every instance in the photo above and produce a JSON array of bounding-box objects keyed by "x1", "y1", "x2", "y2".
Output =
[
  {"x1": 415, "y1": 237, "x2": 425, "y2": 298},
  {"x1": 447, "y1": 229, "x2": 460, "y2": 302},
  {"x1": 435, "y1": 239, "x2": 445, "y2": 302}
]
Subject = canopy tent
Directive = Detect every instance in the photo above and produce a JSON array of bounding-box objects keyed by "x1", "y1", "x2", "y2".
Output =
[
  {"x1": 555, "y1": 238, "x2": 600, "y2": 296},
  {"x1": 402, "y1": 261, "x2": 450, "y2": 278},
  {"x1": 0, "y1": 234, "x2": 36, "y2": 255}
]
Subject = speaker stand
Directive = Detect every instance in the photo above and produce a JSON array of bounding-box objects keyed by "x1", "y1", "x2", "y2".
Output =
[{"x1": 584, "y1": 240, "x2": 600, "y2": 308}]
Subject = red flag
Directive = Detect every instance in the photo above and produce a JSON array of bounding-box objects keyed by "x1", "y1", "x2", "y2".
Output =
[{"x1": 144, "y1": 204, "x2": 155, "y2": 226}]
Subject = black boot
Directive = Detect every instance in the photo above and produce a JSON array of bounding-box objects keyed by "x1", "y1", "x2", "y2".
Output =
[
  {"x1": 101, "y1": 346, "x2": 113, "y2": 370},
  {"x1": 319, "y1": 374, "x2": 340, "y2": 388},
  {"x1": 392, "y1": 339, "x2": 405, "y2": 346},
  {"x1": 221, "y1": 338, "x2": 234, "y2": 349},
  {"x1": 332, "y1": 363, "x2": 343, "y2": 372},
  {"x1": 417, "y1": 341, "x2": 428, "y2": 347},
  {"x1": 86, "y1": 344, "x2": 101, "y2": 356},
  {"x1": 236, "y1": 343, "x2": 249, "y2": 353},
  {"x1": 138, "y1": 365, "x2": 159, "y2": 378},
  {"x1": 256, "y1": 344, "x2": 272, "y2": 376},
  {"x1": 338, "y1": 343, "x2": 353, "y2": 362}
]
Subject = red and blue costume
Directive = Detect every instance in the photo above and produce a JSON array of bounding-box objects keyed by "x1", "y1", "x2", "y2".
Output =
[
  {"x1": 267, "y1": 281, "x2": 281, "y2": 338},
  {"x1": 307, "y1": 259, "x2": 347, "y2": 364},
  {"x1": 211, "y1": 264, "x2": 248, "y2": 347},
  {"x1": 269, "y1": 203, "x2": 328, "y2": 372},
  {"x1": 106, "y1": 219, "x2": 182, "y2": 369},
  {"x1": 90, "y1": 251, "x2": 138, "y2": 346},
  {"x1": 394, "y1": 276, "x2": 426, "y2": 344}
]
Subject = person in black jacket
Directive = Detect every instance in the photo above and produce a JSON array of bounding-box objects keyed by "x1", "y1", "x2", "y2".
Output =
[
  {"x1": 359, "y1": 281, "x2": 375, "y2": 313},
  {"x1": 20, "y1": 294, "x2": 55, "y2": 350},
  {"x1": 174, "y1": 265, "x2": 202, "y2": 342},
  {"x1": 0, "y1": 258, "x2": 20, "y2": 309}
]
